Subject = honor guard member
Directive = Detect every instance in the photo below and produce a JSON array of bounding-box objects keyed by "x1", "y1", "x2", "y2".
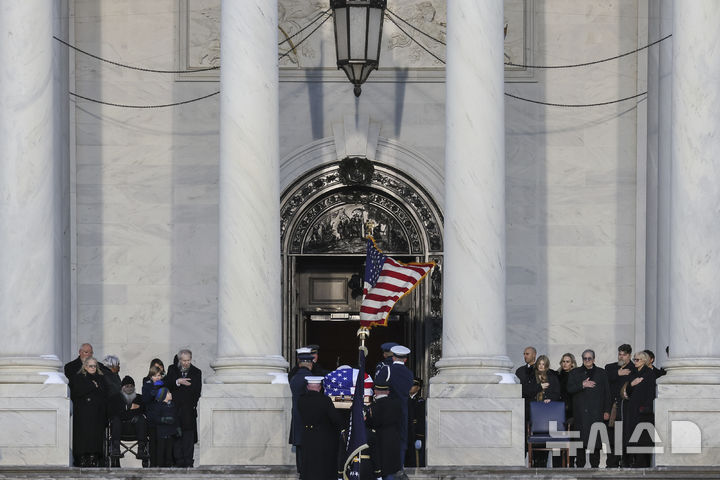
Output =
[
  {"x1": 385, "y1": 345, "x2": 413, "y2": 467},
  {"x1": 374, "y1": 342, "x2": 398, "y2": 378},
  {"x1": 368, "y1": 375, "x2": 403, "y2": 479},
  {"x1": 289, "y1": 344, "x2": 327, "y2": 380},
  {"x1": 297, "y1": 376, "x2": 342, "y2": 480},
  {"x1": 405, "y1": 377, "x2": 426, "y2": 467},
  {"x1": 307, "y1": 344, "x2": 330, "y2": 376},
  {"x1": 289, "y1": 347, "x2": 314, "y2": 477}
]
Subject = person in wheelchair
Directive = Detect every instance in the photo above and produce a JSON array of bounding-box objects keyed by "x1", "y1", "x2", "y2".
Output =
[{"x1": 108, "y1": 375, "x2": 149, "y2": 466}]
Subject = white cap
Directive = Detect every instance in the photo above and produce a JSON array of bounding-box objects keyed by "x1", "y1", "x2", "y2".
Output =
[
  {"x1": 305, "y1": 376, "x2": 324, "y2": 384},
  {"x1": 391, "y1": 345, "x2": 411, "y2": 357}
]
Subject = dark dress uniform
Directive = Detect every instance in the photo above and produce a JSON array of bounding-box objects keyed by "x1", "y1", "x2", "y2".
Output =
[
  {"x1": 289, "y1": 365, "x2": 312, "y2": 475},
  {"x1": 405, "y1": 393, "x2": 426, "y2": 467},
  {"x1": 567, "y1": 365, "x2": 611, "y2": 468},
  {"x1": 297, "y1": 390, "x2": 343, "y2": 480},
  {"x1": 623, "y1": 366, "x2": 656, "y2": 468},
  {"x1": 386, "y1": 361, "x2": 413, "y2": 465},
  {"x1": 338, "y1": 427, "x2": 382, "y2": 480},
  {"x1": 71, "y1": 372, "x2": 107, "y2": 466},
  {"x1": 604, "y1": 360, "x2": 637, "y2": 467},
  {"x1": 368, "y1": 395, "x2": 403, "y2": 477},
  {"x1": 165, "y1": 363, "x2": 202, "y2": 467}
]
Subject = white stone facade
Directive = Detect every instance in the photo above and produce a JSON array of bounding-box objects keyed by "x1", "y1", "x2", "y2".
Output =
[{"x1": 1, "y1": 0, "x2": 719, "y2": 467}]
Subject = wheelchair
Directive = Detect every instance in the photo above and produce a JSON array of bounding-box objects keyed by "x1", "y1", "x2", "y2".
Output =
[{"x1": 103, "y1": 416, "x2": 151, "y2": 468}]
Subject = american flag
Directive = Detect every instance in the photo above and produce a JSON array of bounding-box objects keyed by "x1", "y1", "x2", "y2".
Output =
[
  {"x1": 360, "y1": 237, "x2": 435, "y2": 327},
  {"x1": 323, "y1": 367, "x2": 373, "y2": 397}
]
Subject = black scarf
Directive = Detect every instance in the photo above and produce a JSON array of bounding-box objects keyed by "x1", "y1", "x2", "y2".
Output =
[{"x1": 584, "y1": 364, "x2": 597, "y2": 381}]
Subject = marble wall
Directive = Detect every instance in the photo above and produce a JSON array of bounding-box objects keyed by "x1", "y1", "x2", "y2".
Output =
[{"x1": 69, "y1": 0, "x2": 644, "y2": 387}]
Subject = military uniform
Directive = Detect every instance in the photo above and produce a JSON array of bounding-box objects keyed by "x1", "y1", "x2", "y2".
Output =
[{"x1": 298, "y1": 383, "x2": 343, "y2": 479}]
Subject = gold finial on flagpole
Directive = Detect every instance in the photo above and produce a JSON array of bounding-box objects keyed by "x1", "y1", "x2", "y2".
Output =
[{"x1": 357, "y1": 326, "x2": 369, "y2": 356}]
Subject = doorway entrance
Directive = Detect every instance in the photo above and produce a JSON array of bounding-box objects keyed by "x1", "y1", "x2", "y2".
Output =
[
  {"x1": 280, "y1": 161, "x2": 444, "y2": 383},
  {"x1": 305, "y1": 314, "x2": 406, "y2": 375}
]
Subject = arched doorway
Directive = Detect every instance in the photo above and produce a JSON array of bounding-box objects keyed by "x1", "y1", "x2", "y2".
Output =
[{"x1": 280, "y1": 159, "x2": 443, "y2": 381}]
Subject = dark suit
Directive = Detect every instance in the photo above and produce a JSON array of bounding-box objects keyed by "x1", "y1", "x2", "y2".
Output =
[
  {"x1": 567, "y1": 365, "x2": 611, "y2": 468},
  {"x1": 107, "y1": 391, "x2": 147, "y2": 457},
  {"x1": 165, "y1": 363, "x2": 201, "y2": 467},
  {"x1": 297, "y1": 390, "x2": 343, "y2": 480},
  {"x1": 604, "y1": 360, "x2": 636, "y2": 467}
]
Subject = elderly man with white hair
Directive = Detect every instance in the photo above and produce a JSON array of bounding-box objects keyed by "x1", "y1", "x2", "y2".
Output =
[{"x1": 165, "y1": 348, "x2": 202, "y2": 468}]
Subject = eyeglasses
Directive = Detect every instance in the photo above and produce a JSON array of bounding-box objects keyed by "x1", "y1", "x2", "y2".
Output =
[
  {"x1": 632, "y1": 358, "x2": 640, "y2": 362},
  {"x1": 582, "y1": 357, "x2": 593, "y2": 361}
]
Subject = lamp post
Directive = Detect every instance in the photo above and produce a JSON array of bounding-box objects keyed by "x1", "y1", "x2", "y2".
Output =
[{"x1": 330, "y1": 0, "x2": 387, "y2": 97}]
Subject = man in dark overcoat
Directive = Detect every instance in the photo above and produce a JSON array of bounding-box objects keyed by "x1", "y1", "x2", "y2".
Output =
[
  {"x1": 289, "y1": 348, "x2": 314, "y2": 477},
  {"x1": 64, "y1": 343, "x2": 94, "y2": 387},
  {"x1": 297, "y1": 376, "x2": 343, "y2": 479},
  {"x1": 604, "y1": 343, "x2": 636, "y2": 467},
  {"x1": 165, "y1": 348, "x2": 202, "y2": 467},
  {"x1": 567, "y1": 348, "x2": 611, "y2": 468}
]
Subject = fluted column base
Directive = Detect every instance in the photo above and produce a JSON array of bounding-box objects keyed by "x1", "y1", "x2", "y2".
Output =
[
  {"x1": 198, "y1": 383, "x2": 292, "y2": 466},
  {"x1": 0, "y1": 356, "x2": 65, "y2": 384},
  {"x1": 0, "y1": 384, "x2": 70, "y2": 466},
  {"x1": 655, "y1": 384, "x2": 720, "y2": 465},
  {"x1": 659, "y1": 358, "x2": 720, "y2": 385},
  {"x1": 431, "y1": 355, "x2": 515, "y2": 384},
  {"x1": 426, "y1": 382, "x2": 524, "y2": 466},
  {"x1": 206, "y1": 355, "x2": 289, "y2": 384}
]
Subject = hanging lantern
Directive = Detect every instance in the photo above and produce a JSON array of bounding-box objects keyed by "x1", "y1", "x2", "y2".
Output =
[{"x1": 330, "y1": 0, "x2": 387, "y2": 97}]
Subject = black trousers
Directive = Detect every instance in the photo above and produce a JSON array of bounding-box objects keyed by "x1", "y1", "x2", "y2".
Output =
[
  {"x1": 156, "y1": 436, "x2": 174, "y2": 467},
  {"x1": 173, "y1": 429, "x2": 195, "y2": 467},
  {"x1": 110, "y1": 415, "x2": 147, "y2": 454}
]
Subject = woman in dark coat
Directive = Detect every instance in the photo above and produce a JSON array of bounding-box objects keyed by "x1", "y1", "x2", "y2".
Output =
[
  {"x1": 71, "y1": 357, "x2": 107, "y2": 467},
  {"x1": 554, "y1": 353, "x2": 578, "y2": 467},
  {"x1": 623, "y1": 351, "x2": 657, "y2": 468},
  {"x1": 529, "y1": 355, "x2": 561, "y2": 467},
  {"x1": 297, "y1": 377, "x2": 343, "y2": 480}
]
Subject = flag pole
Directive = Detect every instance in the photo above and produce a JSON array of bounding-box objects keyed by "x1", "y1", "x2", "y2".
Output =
[{"x1": 356, "y1": 326, "x2": 370, "y2": 355}]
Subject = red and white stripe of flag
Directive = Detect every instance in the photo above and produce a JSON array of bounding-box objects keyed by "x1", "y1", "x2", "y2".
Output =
[{"x1": 360, "y1": 257, "x2": 434, "y2": 325}]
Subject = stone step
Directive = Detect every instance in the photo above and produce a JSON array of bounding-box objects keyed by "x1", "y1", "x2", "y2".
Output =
[{"x1": 3, "y1": 466, "x2": 720, "y2": 480}]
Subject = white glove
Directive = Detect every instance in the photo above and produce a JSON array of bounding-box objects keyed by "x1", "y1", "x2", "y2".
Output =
[{"x1": 415, "y1": 439, "x2": 422, "y2": 450}]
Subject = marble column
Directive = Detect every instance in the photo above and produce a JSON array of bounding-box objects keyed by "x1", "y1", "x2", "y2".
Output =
[
  {"x1": 0, "y1": 0, "x2": 70, "y2": 466},
  {"x1": 646, "y1": 0, "x2": 673, "y2": 365},
  {"x1": 199, "y1": 0, "x2": 291, "y2": 466},
  {"x1": 655, "y1": 0, "x2": 720, "y2": 465},
  {"x1": 427, "y1": 0, "x2": 523, "y2": 466}
]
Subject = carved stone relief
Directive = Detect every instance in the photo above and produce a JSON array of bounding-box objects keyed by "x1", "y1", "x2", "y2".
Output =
[
  {"x1": 280, "y1": 163, "x2": 443, "y2": 255},
  {"x1": 181, "y1": 0, "x2": 533, "y2": 78}
]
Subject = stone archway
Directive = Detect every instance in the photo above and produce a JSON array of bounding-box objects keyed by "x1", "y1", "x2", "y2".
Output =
[{"x1": 280, "y1": 159, "x2": 444, "y2": 379}]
